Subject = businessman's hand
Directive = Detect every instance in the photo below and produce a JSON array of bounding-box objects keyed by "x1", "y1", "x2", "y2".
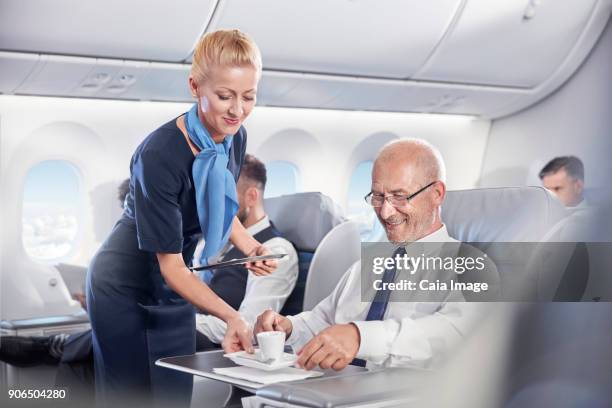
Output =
[
  {"x1": 254, "y1": 309, "x2": 292, "y2": 338},
  {"x1": 246, "y1": 245, "x2": 278, "y2": 276},
  {"x1": 296, "y1": 323, "x2": 360, "y2": 371}
]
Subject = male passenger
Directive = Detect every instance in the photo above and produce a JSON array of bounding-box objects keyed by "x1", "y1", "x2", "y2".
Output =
[
  {"x1": 253, "y1": 139, "x2": 497, "y2": 371},
  {"x1": 195, "y1": 154, "x2": 298, "y2": 347},
  {"x1": 539, "y1": 156, "x2": 585, "y2": 208}
]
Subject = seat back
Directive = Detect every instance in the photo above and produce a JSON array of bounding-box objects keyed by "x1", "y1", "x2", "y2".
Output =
[
  {"x1": 265, "y1": 192, "x2": 345, "y2": 315},
  {"x1": 279, "y1": 251, "x2": 313, "y2": 316},
  {"x1": 442, "y1": 186, "x2": 566, "y2": 243},
  {"x1": 265, "y1": 192, "x2": 345, "y2": 252},
  {"x1": 441, "y1": 186, "x2": 567, "y2": 300},
  {"x1": 534, "y1": 204, "x2": 612, "y2": 301},
  {"x1": 303, "y1": 221, "x2": 362, "y2": 311}
]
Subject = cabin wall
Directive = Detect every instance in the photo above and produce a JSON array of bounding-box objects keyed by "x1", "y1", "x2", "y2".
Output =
[
  {"x1": 0, "y1": 98, "x2": 192, "y2": 319},
  {"x1": 480, "y1": 19, "x2": 612, "y2": 190},
  {"x1": 0, "y1": 96, "x2": 489, "y2": 319},
  {"x1": 0, "y1": 97, "x2": 491, "y2": 267}
]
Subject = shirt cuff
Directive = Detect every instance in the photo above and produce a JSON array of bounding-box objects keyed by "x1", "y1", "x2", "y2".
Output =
[
  {"x1": 352, "y1": 320, "x2": 388, "y2": 360},
  {"x1": 285, "y1": 315, "x2": 305, "y2": 348}
]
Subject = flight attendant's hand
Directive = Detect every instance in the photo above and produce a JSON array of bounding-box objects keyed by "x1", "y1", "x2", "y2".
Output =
[
  {"x1": 245, "y1": 245, "x2": 278, "y2": 276},
  {"x1": 222, "y1": 316, "x2": 254, "y2": 354}
]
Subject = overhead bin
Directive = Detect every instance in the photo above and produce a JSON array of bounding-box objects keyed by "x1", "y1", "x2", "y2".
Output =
[
  {"x1": 205, "y1": 0, "x2": 461, "y2": 78},
  {"x1": 414, "y1": 0, "x2": 600, "y2": 88},
  {"x1": 1, "y1": 0, "x2": 610, "y2": 118},
  {"x1": 0, "y1": 0, "x2": 216, "y2": 62},
  {"x1": 199, "y1": 0, "x2": 612, "y2": 116}
]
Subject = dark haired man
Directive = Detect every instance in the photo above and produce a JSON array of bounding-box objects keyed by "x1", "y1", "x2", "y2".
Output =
[
  {"x1": 195, "y1": 154, "x2": 298, "y2": 345},
  {"x1": 539, "y1": 156, "x2": 585, "y2": 208}
]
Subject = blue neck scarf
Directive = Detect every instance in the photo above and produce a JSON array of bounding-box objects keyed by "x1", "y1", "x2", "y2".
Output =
[{"x1": 184, "y1": 103, "x2": 238, "y2": 267}]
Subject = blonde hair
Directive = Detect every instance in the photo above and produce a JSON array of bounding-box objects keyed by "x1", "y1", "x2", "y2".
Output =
[{"x1": 191, "y1": 29, "x2": 262, "y2": 84}]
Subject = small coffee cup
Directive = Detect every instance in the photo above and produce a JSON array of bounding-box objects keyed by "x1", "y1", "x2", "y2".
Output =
[{"x1": 256, "y1": 331, "x2": 285, "y2": 361}]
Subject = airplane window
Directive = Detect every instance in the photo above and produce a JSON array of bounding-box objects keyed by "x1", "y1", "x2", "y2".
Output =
[
  {"x1": 347, "y1": 161, "x2": 378, "y2": 240},
  {"x1": 22, "y1": 160, "x2": 82, "y2": 262},
  {"x1": 264, "y1": 161, "x2": 301, "y2": 198}
]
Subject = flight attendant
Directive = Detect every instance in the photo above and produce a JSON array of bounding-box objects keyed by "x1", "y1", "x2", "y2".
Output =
[{"x1": 86, "y1": 29, "x2": 274, "y2": 406}]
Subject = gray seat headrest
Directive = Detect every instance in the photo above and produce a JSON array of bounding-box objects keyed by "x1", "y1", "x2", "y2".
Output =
[
  {"x1": 264, "y1": 192, "x2": 345, "y2": 251},
  {"x1": 442, "y1": 186, "x2": 566, "y2": 242},
  {"x1": 442, "y1": 186, "x2": 567, "y2": 300}
]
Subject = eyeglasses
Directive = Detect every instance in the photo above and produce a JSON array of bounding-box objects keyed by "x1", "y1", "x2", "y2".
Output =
[{"x1": 364, "y1": 181, "x2": 437, "y2": 208}]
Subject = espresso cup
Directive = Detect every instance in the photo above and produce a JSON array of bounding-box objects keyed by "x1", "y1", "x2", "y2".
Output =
[{"x1": 256, "y1": 331, "x2": 285, "y2": 361}]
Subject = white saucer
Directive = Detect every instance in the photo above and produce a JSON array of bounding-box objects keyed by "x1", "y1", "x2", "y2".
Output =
[{"x1": 224, "y1": 350, "x2": 297, "y2": 371}]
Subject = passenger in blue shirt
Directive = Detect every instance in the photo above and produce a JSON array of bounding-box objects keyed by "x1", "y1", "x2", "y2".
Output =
[{"x1": 86, "y1": 29, "x2": 275, "y2": 407}]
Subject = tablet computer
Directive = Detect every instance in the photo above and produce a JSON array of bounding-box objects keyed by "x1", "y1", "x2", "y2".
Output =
[{"x1": 189, "y1": 253, "x2": 287, "y2": 271}]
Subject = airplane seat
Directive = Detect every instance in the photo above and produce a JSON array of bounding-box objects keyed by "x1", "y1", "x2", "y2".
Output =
[
  {"x1": 302, "y1": 221, "x2": 362, "y2": 311},
  {"x1": 532, "y1": 203, "x2": 611, "y2": 302},
  {"x1": 441, "y1": 187, "x2": 567, "y2": 300},
  {"x1": 504, "y1": 194, "x2": 612, "y2": 405},
  {"x1": 264, "y1": 192, "x2": 345, "y2": 315}
]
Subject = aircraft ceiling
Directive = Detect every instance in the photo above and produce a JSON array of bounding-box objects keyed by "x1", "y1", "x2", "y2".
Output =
[{"x1": 0, "y1": 0, "x2": 610, "y2": 118}]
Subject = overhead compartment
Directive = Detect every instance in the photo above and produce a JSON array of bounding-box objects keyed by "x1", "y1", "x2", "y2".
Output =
[
  {"x1": 1, "y1": 0, "x2": 610, "y2": 118},
  {"x1": 414, "y1": 0, "x2": 600, "y2": 88},
  {"x1": 206, "y1": 0, "x2": 462, "y2": 78},
  {"x1": 0, "y1": 0, "x2": 217, "y2": 62}
]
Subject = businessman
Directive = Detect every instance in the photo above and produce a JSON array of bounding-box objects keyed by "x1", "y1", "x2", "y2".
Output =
[{"x1": 251, "y1": 139, "x2": 498, "y2": 371}]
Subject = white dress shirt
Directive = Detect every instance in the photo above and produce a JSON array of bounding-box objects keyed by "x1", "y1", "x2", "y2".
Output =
[
  {"x1": 286, "y1": 225, "x2": 485, "y2": 369},
  {"x1": 196, "y1": 215, "x2": 299, "y2": 344}
]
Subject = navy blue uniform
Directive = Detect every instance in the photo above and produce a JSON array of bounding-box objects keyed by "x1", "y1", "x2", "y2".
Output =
[{"x1": 86, "y1": 118, "x2": 246, "y2": 406}]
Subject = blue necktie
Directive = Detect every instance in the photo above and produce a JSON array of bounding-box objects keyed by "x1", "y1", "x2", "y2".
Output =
[{"x1": 352, "y1": 246, "x2": 406, "y2": 367}]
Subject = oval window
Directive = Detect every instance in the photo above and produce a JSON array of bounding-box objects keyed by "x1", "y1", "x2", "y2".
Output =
[
  {"x1": 346, "y1": 161, "x2": 377, "y2": 240},
  {"x1": 264, "y1": 161, "x2": 301, "y2": 198},
  {"x1": 22, "y1": 161, "x2": 82, "y2": 262}
]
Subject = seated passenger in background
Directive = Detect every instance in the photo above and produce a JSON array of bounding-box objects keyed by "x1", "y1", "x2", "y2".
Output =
[
  {"x1": 195, "y1": 154, "x2": 298, "y2": 347},
  {"x1": 539, "y1": 156, "x2": 586, "y2": 208},
  {"x1": 1, "y1": 155, "x2": 298, "y2": 368},
  {"x1": 252, "y1": 139, "x2": 497, "y2": 371}
]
